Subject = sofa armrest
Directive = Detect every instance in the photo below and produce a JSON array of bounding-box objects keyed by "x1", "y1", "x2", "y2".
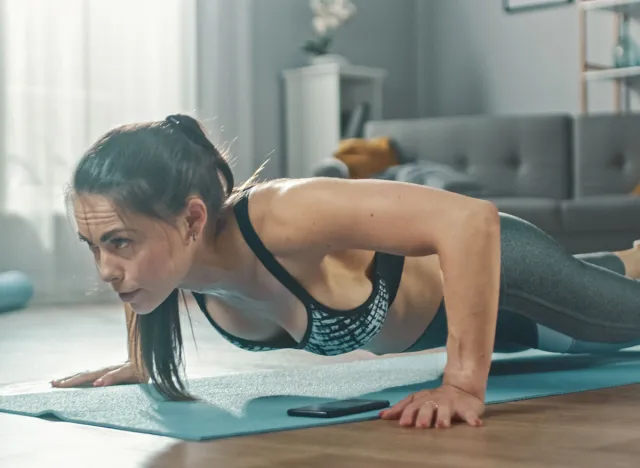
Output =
[
  {"x1": 573, "y1": 114, "x2": 640, "y2": 197},
  {"x1": 311, "y1": 158, "x2": 349, "y2": 178}
]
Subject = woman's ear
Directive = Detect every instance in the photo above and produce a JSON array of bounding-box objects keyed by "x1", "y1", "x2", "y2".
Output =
[{"x1": 183, "y1": 197, "x2": 208, "y2": 240}]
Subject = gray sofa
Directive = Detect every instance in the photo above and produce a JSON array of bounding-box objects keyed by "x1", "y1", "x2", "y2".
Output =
[{"x1": 313, "y1": 114, "x2": 640, "y2": 254}]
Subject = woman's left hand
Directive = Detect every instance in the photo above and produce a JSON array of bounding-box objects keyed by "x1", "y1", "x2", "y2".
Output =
[{"x1": 379, "y1": 384, "x2": 485, "y2": 429}]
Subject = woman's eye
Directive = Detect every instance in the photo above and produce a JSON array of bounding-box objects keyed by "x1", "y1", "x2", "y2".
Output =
[{"x1": 111, "y1": 238, "x2": 131, "y2": 249}]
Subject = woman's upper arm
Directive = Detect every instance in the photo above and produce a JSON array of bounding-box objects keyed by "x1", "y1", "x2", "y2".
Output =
[{"x1": 259, "y1": 178, "x2": 497, "y2": 258}]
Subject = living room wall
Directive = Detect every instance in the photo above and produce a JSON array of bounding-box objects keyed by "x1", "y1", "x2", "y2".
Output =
[
  {"x1": 199, "y1": 1, "x2": 635, "y2": 181},
  {"x1": 424, "y1": 0, "x2": 634, "y2": 117},
  {"x1": 197, "y1": 0, "x2": 436, "y2": 181},
  {"x1": 249, "y1": 0, "x2": 430, "y2": 179}
]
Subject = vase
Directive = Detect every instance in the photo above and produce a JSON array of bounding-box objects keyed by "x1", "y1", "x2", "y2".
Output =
[
  {"x1": 613, "y1": 21, "x2": 640, "y2": 68},
  {"x1": 309, "y1": 53, "x2": 350, "y2": 66}
]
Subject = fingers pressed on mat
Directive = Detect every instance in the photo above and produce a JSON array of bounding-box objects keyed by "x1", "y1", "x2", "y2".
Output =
[
  {"x1": 51, "y1": 370, "x2": 103, "y2": 388},
  {"x1": 399, "y1": 403, "x2": 422, "y2": 427},
  {"x1": 461, "y1": 410, "x2": 483, "y2": 427},
  {"x1": 380, "y1": 395, "x2": 413, "y2": 419},
  {"x1": 415, "y1": 403, "x2": 437, "y2": 428},
  {"x1": 95, "y1": 368, "x2": 127, "y2": 386},
  {"x1": 434, "y1": 405, "x2": 452, "y2": 429}
]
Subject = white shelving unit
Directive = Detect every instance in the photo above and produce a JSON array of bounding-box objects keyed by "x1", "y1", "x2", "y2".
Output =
[
  {"x1": 579, "y1": 0, "x2": 640, "y2": 112},
  {"x1": 580, "y1": 0, "x2": 640, "y2": 13},
  {"x1": 584, "y1": 64, "x2": 640, "y2": 80},
  {"x1": 283, "y1": 63, "x2": 387, "y2": 178}
]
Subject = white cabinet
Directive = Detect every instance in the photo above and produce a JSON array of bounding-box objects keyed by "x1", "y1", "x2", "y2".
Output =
[{"x1": 283, "y1": 63, "x2": 387, "y2": 178}]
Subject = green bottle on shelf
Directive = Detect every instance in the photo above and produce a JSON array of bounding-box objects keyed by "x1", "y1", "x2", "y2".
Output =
[{"x1": 613, "y1": 21, "x2": 640, "y2": 68}]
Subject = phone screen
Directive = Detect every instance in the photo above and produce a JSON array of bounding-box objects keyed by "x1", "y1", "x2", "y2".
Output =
[{"x1": 287, "y1": 398, "x2": 390, "y2": 418}]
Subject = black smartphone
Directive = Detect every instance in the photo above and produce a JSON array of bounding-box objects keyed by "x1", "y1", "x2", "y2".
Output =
[{"x1": 287, "y1": 398, "x2": 390, "y2": 418}]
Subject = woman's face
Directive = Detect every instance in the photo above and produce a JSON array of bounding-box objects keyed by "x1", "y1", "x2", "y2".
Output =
[{"x1": 73, "y1": 194, "x2": 194, "y2": 314}]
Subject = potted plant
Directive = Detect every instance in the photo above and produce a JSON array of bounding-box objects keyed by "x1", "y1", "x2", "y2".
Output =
[{"x1": 302, "y1": 0, "x2": 356, "y2": 65}]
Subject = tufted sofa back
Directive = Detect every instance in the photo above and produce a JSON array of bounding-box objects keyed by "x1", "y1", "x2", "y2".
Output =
[
  {"x1": 364, "y1": 114, "x2": 573, "y2": 199},
  {"x1": 573, "y1": 114, "x2": 640, "y2": 197}
]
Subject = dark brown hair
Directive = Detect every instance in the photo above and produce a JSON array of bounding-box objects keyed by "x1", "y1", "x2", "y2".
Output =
[{"x1": 69, "y1": 114, "x2": 254, "y2": 400}]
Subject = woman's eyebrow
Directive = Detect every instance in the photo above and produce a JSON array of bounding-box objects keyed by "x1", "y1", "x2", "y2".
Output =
[{"x1": 78, "y1": 228, "x2": 135, "y2": 244}]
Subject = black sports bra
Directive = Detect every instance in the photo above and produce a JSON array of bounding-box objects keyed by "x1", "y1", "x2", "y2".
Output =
[{"x1": 192, "y1": 189, "x2": 405, "y2": 356}]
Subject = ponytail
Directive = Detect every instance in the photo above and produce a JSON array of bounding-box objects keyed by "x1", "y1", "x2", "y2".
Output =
[{"x1": 165, "y1": 114, "x2": 234, "y2": 196}]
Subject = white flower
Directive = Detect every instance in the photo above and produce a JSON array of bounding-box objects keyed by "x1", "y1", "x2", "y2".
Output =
[
  {"x1": 309, "y1": 0, "x2": 356, "y2": 35},
  {"x1": 310, "y1": 0, "x2": 330, "y2": 17},
  {"x1": 324, "y1": 15, "x2": 341, "y2": 30},
  {"x1": 329, "y1": 0, "x2": 356, "y2": 21},
  {"x1": 312, "y1": 16, "x2": 327, "y2": 35}
]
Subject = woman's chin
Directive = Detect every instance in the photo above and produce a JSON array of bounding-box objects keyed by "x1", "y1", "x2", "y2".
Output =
[
  {"x1": 126, "y1": 290, "x2": 176, "y2": 315},
  {"x1": 127, "y1": 299, "x2": 155, "y2": 315}
]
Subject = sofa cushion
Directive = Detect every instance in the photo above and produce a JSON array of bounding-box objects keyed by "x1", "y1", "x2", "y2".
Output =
[
  {"x1": 561, "y1": 195, "x2": 640, "y2": 232},
  {"x1": 487, "y1": 197, "x2": 562, "y2": 234},
  {"x1": 372, "y1": 160, "x2": 490, "y2": 196},
  {"x1": 364, "y1": 115, "x2": 572, "y2": 199},
  {"x1": 573, "y1": 114, "x2": 640, "y2": 197}
]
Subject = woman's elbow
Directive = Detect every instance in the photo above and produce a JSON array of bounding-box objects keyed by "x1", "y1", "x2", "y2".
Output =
[
  {"x1": 454, "y1": 200, "x2": 500, "y2": 244},
  {"x1": 465, "y1": 201, "x2": 501, "y2": 250},
  {"x1": 476, "y1": 200, "x2": 500, "y2": 229}
]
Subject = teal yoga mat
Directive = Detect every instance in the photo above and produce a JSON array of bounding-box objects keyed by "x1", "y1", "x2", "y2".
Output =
[{"x1": 2, "y1": 348, "x2": 640, "y2": 441}]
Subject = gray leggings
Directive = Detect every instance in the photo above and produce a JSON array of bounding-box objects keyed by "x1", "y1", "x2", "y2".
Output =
[{"x1": 406, "y1": 213, "x2": 640, "y2": 354}]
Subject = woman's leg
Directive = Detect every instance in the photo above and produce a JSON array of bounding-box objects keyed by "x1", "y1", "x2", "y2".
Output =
[
  {"x1": 611, "y1": 241, "x2": 640, "y2": 279},
  {"x1": 496, "y1": 213, "x2": 640, "y2": 354}
]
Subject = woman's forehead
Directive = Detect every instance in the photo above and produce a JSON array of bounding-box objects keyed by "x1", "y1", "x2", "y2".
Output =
[
  {"x1": 72, "y1": 194, "x2": 172, "y2": 243},
  {"x1": 73, "y1": 195, "x2": 132, "y2": 234},
  {"x1": 73, "y1": 193, "x2": 117, "y2": 214}
]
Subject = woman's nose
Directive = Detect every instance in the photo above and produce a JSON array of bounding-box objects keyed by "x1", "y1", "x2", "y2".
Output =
[{"x1": 97, "y1": 253, "x2": 123, "y2": 284}]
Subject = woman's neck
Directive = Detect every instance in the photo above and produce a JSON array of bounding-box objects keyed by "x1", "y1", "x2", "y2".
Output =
[{"x1": 179, "y1": 211, "x2": 254, "y2": 293}]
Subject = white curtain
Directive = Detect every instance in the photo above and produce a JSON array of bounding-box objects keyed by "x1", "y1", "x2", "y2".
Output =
[
  {"x1": 0, "y1": 0, "x2": 197, "y2": 304},
  {"x1": 197, "y1": 0, "x2": 255, "y2": 184}
]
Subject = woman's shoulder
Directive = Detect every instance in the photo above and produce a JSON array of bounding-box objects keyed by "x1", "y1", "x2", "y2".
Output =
[
  {"x1": 230, "y1": 178, "x2": 305, "y2": 226},
  {"x1": 229, "y1": 177, "x2": 333, "y2": 260},
  {"x1": 237, "y1": 177, "x2": 360, "y2": 212}
]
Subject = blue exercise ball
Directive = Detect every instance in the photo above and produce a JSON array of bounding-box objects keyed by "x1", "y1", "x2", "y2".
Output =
[{"x1": 0, "y1": 271, "x2": 34, "y2": 312}]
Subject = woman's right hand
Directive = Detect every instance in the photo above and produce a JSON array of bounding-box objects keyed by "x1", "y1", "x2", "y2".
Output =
[{"x1": 50, "y1": 361, "x2": 147, "y2": 388}]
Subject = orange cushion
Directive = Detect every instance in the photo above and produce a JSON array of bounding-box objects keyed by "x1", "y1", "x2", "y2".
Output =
[
  {"x1": 632, "y1": 184, "x2": 640, "y2": 195},
  {"x1": 333, "y1": 137, "x2": 400, "y2": 179}
]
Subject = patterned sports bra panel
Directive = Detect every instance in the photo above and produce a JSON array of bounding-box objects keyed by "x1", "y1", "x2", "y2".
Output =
[{"x1": 192, "y1": 189, "x2": 405, "y2": 356}]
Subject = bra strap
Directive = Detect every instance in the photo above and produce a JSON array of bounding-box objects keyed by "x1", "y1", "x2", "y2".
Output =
[
  {"x1": 376, "y1": 253, "x2": 405, "y2": 305},
  {"x1": 233, "y1": 190, "x2": 317, "y2": 305}
]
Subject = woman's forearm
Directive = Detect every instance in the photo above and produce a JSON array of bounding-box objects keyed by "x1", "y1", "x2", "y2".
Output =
[{"x1": 438, "y1": 203, "x2": 501, "y2": 399}]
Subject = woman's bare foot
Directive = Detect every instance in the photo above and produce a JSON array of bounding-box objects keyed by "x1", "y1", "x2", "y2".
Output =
[{"x1": 614, "y1": 241, "x2": 640, "y2": 279}]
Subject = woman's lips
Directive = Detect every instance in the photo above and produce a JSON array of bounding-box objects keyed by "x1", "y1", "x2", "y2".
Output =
[{"x1": 118, "y1": 289, "x2": 141, "y2": 302}]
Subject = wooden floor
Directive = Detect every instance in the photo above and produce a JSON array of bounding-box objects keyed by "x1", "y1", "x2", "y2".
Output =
[{"x1": 2, "y1": 302, "x2": 640, "y2": 467}]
